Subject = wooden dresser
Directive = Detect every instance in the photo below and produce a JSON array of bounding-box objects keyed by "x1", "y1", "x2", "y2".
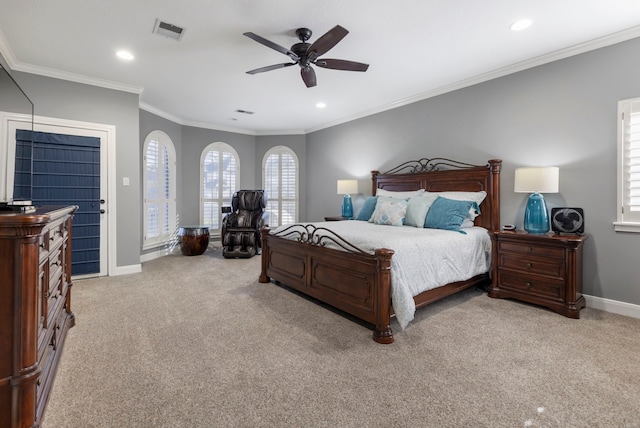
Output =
[
  {"x1": 0, "y1": 205, "x2": 78, "y2": 428},
  {"x1": 489, "y1": 230, "x2": 587, "y2": 318}
]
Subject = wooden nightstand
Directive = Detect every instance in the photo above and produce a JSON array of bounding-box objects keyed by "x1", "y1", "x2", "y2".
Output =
[
  {"x1": 324, "y1": 216, "x2": 350, "y2": 221},
  {"x1": 488, "y1": 231, "x2": 588, "y2": 318}
]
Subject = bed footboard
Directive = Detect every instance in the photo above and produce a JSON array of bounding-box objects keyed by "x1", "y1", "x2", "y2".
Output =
[{"x1": 259, "y1": 225, "x2": 396, "y2": 344}]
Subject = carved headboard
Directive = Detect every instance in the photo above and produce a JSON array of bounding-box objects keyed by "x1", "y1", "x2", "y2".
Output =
[{"x1": 371, "y1": 158, "x2": 502, "y2": 231}]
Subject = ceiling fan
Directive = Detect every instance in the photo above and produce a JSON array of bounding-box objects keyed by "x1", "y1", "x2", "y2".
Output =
[{"x1": 243, "y1": 25, "x2": 369, "y2": 88}]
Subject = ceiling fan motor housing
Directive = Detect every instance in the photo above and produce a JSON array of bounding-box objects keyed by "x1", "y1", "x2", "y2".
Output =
[{"x1": 291, "y1": 42, "x2": 311, "y2": 66}]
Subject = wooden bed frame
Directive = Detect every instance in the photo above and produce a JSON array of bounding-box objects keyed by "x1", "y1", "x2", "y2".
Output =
[{"x1": 259, "y1": 158, "x2": 502, "y2": 344}]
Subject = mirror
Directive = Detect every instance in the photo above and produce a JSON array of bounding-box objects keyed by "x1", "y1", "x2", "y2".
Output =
[{"x1": 0, "y1": 62, "x2": 34, "y2": 210}]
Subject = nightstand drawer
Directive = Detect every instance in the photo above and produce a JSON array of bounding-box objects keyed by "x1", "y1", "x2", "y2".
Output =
[
  {"x1": 498, "y1": 271, "x2": 564, "y2": 301},
  {"x1": 498, "y1": 253, "x2": 564, "y2": 277},
  {"x1": 489, "y1": 231, "x2": 588, "y2": 319},
  {"x1": 498, "y1": 241, "x2": 564, "y2": 259}
]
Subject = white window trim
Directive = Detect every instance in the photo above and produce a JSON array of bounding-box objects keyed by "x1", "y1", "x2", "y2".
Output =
[
  {"x1": 200, "y1": 142, "x2": 240, "y2": 231},
  {"x1": 142, "y1": 130, "x2": 177, "y2": 249},
  {"x1": 615, "y1": 98, "x2": 640, "y2": 233},
  {"x1": 262, "y1": 145, "x2": 299, "y2": 226}
]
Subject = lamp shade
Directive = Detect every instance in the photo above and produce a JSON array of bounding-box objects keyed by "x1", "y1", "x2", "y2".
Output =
[
  {"x1": 514, "y1": 167, "x2": 559, "y2": 194},
  {"x1": 337, "y1": 180, "x2": 358, "y2": 195}
]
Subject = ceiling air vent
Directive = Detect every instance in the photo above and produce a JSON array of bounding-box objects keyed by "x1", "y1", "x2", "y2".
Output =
[{"x1": 153, "y1": 19, "x2": 185, "y2": 41}]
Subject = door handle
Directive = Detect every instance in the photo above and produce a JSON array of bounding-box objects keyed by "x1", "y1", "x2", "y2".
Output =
[
  {"x1": 100, "y1": 199, "x2": 106, "y2": 204},
  {"x1": 100, "y1": 209, "x2": 106, "y2": 214}
]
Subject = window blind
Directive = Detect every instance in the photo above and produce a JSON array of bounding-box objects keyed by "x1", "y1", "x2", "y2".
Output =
[
  {"x1": 627, "y1": 105, "x2": 640, "y2": 216},
  {"x1": 263, "y1": 148, "x2": 297, "y2": 226}
]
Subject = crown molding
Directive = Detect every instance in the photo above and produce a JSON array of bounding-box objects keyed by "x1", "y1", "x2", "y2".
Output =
[
  {"x1": 305, "y1": 25, "x2": 640, "y2": 134},
  {"x1": 3, "y1": 25, "x2": 640, "y2": 135}
]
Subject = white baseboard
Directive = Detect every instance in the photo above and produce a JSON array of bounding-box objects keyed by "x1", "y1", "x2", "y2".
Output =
[
  {"x1": 140, "y1": 246, "x2": 180, "y2": 263},
  {"x1": 584, "y1": 294, "x2": 640, "y2": 319},
  {"x1": 111, "y1": 264, "x2": 142, "y2": 276}
]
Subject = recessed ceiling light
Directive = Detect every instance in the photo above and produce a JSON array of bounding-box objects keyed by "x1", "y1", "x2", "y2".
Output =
[
  {"x1": 510, "y1": 19, "x2": 532, "y2": 31},
  {"x1": 116, "y1": 50, "x2": 134, "y2": 61},
  {"x1": 316, "y1": 102, "x2": 326, "y2": 109}
]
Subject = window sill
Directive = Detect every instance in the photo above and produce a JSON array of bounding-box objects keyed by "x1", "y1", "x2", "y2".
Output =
[{"x1": 613, "y1": 222, "x2": 640, "y2": 233}]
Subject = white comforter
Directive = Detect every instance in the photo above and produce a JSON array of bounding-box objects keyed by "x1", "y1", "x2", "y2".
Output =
[{"x1": 272, "y1": 221, "x2": 492, "y2": 329}]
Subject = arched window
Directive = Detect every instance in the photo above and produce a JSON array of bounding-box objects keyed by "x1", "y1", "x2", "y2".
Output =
[
  {"x1": 143, "y1": 130, "x2": 177, "y2": 249},
  {"x1": 200, "y1": 142, "x2": 240, "y2": 230},
  {"x1": 263, "y1": 146, "x2": 298, "y2": 226}
]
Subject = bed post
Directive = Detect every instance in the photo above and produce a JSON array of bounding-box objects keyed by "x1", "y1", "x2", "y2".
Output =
[
  {"x1": 371, "y1": 170, "x2": 380, "y2": 196},
  {"x1": 373, "y1": 248, "x2": 394, "y2": 344},
  {"x1": 488, "y1": 159, "x2": 502, "y2": 232},
  {"x1": 259, "y1": 227, "x2": 270, "y2": 283}
]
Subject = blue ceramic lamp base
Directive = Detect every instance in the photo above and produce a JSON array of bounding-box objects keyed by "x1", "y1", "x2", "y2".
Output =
[
  {"x1": 524, "y1": 192, "x2": 550, "y2": 234},
  {"x1": 341, "y1": 194, "x2": 353, "y2": 218}
]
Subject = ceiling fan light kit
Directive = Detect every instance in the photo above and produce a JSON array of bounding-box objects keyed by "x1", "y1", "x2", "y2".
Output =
[{"x1": 244, "y1": 25, "x2": 369, "y2": 88}]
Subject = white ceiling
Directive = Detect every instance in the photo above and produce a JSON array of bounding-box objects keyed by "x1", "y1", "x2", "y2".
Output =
[{"x1": 1, "y1": 1, "x2": 640, "y2": 135}]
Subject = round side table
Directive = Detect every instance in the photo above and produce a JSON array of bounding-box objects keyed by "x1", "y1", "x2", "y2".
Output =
[{"x1": 178, "y1": 226, "x2": 210, "y2": 256}]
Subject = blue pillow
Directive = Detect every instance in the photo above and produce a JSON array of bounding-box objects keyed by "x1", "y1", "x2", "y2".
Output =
[
  {"x1": 424, "y1": 197, "x2": 477, "y2": 234},
  {"x1": 355, "y1": 196, "x2": 378, "y2": 221}
]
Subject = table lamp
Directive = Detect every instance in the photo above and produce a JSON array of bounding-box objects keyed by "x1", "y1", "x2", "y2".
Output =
[
  {"x1": 337, "y1": 179, "x2": 358, "y2": 218},
  {"x1": 514, "y1": 167, "x2": 559, "y2": 234}
]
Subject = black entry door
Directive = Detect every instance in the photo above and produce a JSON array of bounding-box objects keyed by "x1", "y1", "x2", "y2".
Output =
[{"x1": 15, "y1": 130, "x2": 102, "y2": 276}]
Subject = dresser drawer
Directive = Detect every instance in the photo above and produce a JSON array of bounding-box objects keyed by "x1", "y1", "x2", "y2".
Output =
[
  {"x1": 498, "y1": 241, "x2": 564, "y2": 259},
  {"x1": 47, "y1": 219, "x2": 66, "y2": 253},
  {"x1": 48, "y1": 246, "x2": 64, "y2": 292},
  {"x1": 498, "y1": 271, "x2": 565, "y2": 301},
  {"x1": 498, "y1": 253, "x2": 565, "y2": 278}
]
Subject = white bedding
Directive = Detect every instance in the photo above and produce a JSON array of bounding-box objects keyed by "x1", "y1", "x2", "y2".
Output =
[{"x1": 272, "y1": 221, "x2": 492, "y2": 329}]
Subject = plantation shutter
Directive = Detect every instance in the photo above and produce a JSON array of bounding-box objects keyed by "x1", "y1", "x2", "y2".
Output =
[
  {"x1": 200, "y1": 143, "x2": 238, "y2": 230},
  {"x1": 263, "y1": 148, "x2": 298, "y2": 227},
  {"x1": 622, "y1": 100, "x2": 640, "y2": 222},
  {"x1": 143, "y1": 131, "x2": 176, "y2": 248},
  {"x1": 145, "y1": 140, "x2": 160, "y2": 239},
  {"x1": 264, "y1": 154, "x2": 279, "y2": 226}
]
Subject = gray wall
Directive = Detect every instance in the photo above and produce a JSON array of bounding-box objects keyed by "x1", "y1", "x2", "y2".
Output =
[
  {"x1": 10, "y1": 34, "x2": 639, "y2": 307},
  {"x1": 11, "y1": 71, "x2": 141, "y2": 269},
  {"x1": 138, "y1": 114, "x2": 308, "y2": 240},
  {"x1": 179, "y1": 126, "x2": 257, "y2": 226},
  {"x1": 306, "y1": 37, "x2": 640, "y2": 305}
]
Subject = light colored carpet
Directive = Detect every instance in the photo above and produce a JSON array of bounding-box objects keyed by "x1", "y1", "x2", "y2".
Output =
[{"x1": 43, "y1": 247, "x2": 640, "y2": 428}]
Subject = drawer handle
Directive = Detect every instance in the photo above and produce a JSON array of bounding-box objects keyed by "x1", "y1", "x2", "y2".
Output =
[
  {"x1": 37, "y1": 379, "x2": 41, "y2": 386},
  {"x1": 527, "y1": 247, "x2": 533, "y2": 252},
  {"x1": 526, "y1": 282, "x2": 532, "y2": 288},
  {"x1": 526, "y1": 263, "x2": 533, "y2": 269}
]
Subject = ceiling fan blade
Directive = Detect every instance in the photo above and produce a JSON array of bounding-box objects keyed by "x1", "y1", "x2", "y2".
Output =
[
  {"x1": 246, "y1": 63, "x2": 296, "y2": 75},
  {"x1": 306, "y1": 25, "x2": 349, "y2": 59},
  {"x1": 315, "y1": 59, "x2": 369, "y2": 72},
  {"x1": 243, "y1": 32, "x2": 299, "y2": 61},
  {"x1": 301, "y1": 67, "x2": 317, "y2": 88}
]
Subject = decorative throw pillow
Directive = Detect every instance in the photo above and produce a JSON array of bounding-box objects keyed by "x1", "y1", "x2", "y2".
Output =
[
  {"x1": 424, "y1": 197, "x2": 476, "y2": 234},
  {"x1": 424, "y1": 190, "x2": 485, "y2": 220},
  {"x1": 355, "y1": 196, "x2": 378, "y2": 221},
  {"x1": 375, "y1": 188, "x2": 425, "y2": 199},
  {"x1": 404, "y1": 194, "x2": 439, "y2": 227},
  {"x1": 370, "y1": 197, "x2": 408, "y2": 226}
]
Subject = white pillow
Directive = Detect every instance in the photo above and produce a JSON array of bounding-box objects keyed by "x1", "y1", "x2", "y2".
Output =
[
  {"x1": 370, "y1": 196, "x2": 408, "y2": 227},
  {"x1": 404, "y1": 194, "x2": 439, "y2": 227},
  {"x1": 461, "y1": 219, "x2": 475, "y2": 228},
  {"x1": 375, "y1": 188, "x2": 425, "y2": 199},
  {"x1": 424, "y1": 190, "x2": 486, "y2": 220}
]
